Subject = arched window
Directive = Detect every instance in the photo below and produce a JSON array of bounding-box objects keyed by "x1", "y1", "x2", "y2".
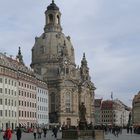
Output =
[
  {"x1": 57, "y1": 15, "x2": 60, "y2": 24},
  {"x1": 65, "y1": 93, "x2": 71, "y2": 113},
  {"x1": 51, "y1": 92, "x2": 55, "y2": 112},
  {"x1": 48, "y1": 14, "x2": 54, "y2": 23}
]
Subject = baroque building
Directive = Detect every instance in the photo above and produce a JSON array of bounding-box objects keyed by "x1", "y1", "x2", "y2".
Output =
[{"x1": 31, "y1": 0, "x2": 95, "y2": 126}]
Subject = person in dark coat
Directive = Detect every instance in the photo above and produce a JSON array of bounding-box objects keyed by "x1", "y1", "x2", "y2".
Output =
[
  {"x1": 16, "y1": 127, "x2": 22, "y2": 140},
  {"x1": 52, "y1": 126, "x2": 58, "y2": 138},
  {"x1": 43, "y1": 127, "x2": 47, "y2": 137}
]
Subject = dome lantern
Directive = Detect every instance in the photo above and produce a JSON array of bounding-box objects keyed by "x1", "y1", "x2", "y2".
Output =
[{"x1": 44, "y1": 1, "x2": 62, "y2": 32}]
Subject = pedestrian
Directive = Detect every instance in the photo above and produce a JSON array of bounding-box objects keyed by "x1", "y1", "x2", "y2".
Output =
[
  {"x1": 43, "y1": 127, "x2": 47, "y2": 137},
  {"x1": 130, "y1": 126, "x2": 133, "y2": 134},
  {"x1": 3, "y1": 127, "x2": 12, "y2": 140},
  {"x1": 52, "y1": 126, "x2": 58, "y2": 139},
  {"x1": 33, "y1": 127, "x2": 37, "y2": 139},
  {"x1": 16, "y1": 127, "x2": 22, "y2": 140},
  {"x1": 37, "y1": 127, "x2": 42, "y2": 139}
]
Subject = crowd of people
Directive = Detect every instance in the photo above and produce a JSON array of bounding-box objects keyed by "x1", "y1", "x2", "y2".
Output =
[
  {"x1": 1, "y1": 124, "x2": 140, "y2": 140},
  {"x1": 2, "y1": 126, "x2": 59, "y2": 140},
  {"x1": 3, "y1": 127, "x2": 22, "y2": 140}
]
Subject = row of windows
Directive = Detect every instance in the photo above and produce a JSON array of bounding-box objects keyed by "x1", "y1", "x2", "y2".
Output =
[
  {"x1": 102, "y1": 115, "x2": 112, "y2": 118},
  {"x1": 19, "y1": 90, "x2": 36, "y2": 99},
  {"x1": 0, "y1": 78, "x2": 17, "y2": 86},
  {"x1": 38, "y1": 89, "x2": 47, "y2": 94},
  {"x1": 102, "y1": 110, "x2": 113, "y2": 113},
  {"x1": 0, "y1": 110, "x2": 17, "y2": 117},
  {"x1": 19, "y1": 110, "x2": 36, "y2": 118},
  {"x1": 0, "y1": 98, "x2": 17, "y2": 106},
  {"x1": 19, "y1": 82, "x2": 36, "y2": 90},
  {"x1": 38, "y1": 105, "x2": 48, "y2": 111},
  {"x1": 0, "y1": 88, "x2": 17, "y2": 96},
  {"x1": 38, "y1": 114, "x2": 48, "y2": 119},
  {"x1": 102, "y1": 119, "x2": 116, "y2": 122},
  {"x1": 19, "y1": 100, "x2": 36, "y2": 108},
  {"x1": 38, "y1": 97, "x2": 48, "y2": 103}
]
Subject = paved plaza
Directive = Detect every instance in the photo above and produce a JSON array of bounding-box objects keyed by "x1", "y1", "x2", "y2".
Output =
[
  {"x1": 0, "y1": 130, "x2": 139, "y2": 140},
  {"x1": 0, "y1": 131, "x2": 62, "y2": 140},
  {"x1": 105, "y1": 130, "x2": 140, "y2": 140}
]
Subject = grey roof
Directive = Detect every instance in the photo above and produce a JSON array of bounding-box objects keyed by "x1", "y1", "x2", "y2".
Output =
[{"x1": 47, "y1": 1, "x2": 59, "y2": 11}]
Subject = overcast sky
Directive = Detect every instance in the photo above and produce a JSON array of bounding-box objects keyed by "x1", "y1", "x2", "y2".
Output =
[{"x1": 0, "y1": 0, "x2": 140, "y2": 106}]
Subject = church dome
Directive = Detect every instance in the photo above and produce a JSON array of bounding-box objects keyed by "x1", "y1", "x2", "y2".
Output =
[
  {"x1": 31, "y1": 1, "x2": 75, "y2": 67},
  {"x1": 31, "y1": 32, "x2": 75, "y2": 65}
]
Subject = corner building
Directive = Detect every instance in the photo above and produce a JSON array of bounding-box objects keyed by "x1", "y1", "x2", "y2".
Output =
[
  {"x1": 31, "y1": 1, "x2": 95, "y2": 126},
  {"x1": 0, "y1": 48, "x2": 49, "y2": 130}
]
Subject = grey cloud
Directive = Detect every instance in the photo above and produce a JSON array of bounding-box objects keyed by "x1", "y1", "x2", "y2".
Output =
[{"x1": 0, "y1": 0, "x2": 140, "y2": 106}]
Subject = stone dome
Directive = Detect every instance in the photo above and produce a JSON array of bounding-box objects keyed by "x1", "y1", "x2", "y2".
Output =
[
  {"x1": 31, "y1": 1, "x2": 75, "y2": 69},
  {"x1": 31, "y1": 32, "x2": 75, "y2": 65}
]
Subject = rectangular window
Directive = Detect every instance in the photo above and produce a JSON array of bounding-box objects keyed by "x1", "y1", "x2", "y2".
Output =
[
  {"x1": 5, "y1": 79, "x2": 7, "y2": 84},
  {"x1": 9, "y1": 110, "x2": 10, "y2": 117},
  {"x1": 15, "y1": 82, "x2": 16, "y2": 87},
  {"x1": 12, "y1": 111, "x2": 13, "y2": 117},
  {"x1": 27, "y1": 112, "x2": 29, "y2": 117},
  {"x1": 0, "y1": 110, "x2": 2, "y2": 116},
  {"x1": 0, "y1": 99, "x2": 2, "y2": 105},
  {"x1": 5, "y1": 110, "x2": 7, "y2": 117},
  {"x1": 5, "y1": 88, "x2": 7, "y2": 94},
  {"x1": 11, "y1": 100, "x2": 13, "y2": 106},
  {"x1": 8, "y1": 99, "x2": 10, "y2": 106},
  {"x1": 0, "y1": 88, "x2": 3, "y2": 93},
  {"x1": 5, "y1": 99, "x2": 7, "y2": 105},
  {"x1": 12, "y1": 90, "x2": 13, "y2": 95},
  {"x1": 25, "y1": 111, "x2": 26, "y2": 117},
  {"x1": 0, "y1": 78, "x2": 2, "y2": 83},
  {"x1": 19, "y1": 111, "x2": 21, "y2": 117}
]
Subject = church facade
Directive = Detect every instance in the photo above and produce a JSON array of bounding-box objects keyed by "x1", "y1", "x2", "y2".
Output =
[{"x1": 31, "y1": 1, "x2": 95, "y2": 126}]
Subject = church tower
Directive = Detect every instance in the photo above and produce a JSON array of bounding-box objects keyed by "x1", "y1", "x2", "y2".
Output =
[
  {"x1": 31, "y1": 1, "x2": 95, "y2": 125},
  {"x1": 16, "y1": 47, "x2": 24, "y2": 65}
]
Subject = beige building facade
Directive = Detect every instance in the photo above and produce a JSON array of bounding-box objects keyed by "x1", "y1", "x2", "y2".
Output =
[
  {"x1": 132, "y1": 91, "x2": 140, "y2": 126},
  {"x1": 0, "y1": 48, "x2": 49, "y2": 130},
  {"x1": 31, "y1": 1, "x2": 95, "y2": 126}
]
